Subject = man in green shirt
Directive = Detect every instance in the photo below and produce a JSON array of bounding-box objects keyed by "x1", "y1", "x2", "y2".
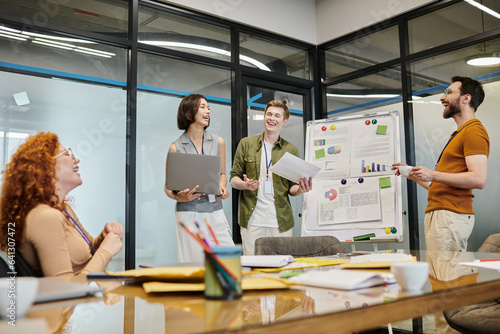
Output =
[{"x1": 230, "y1": 100, "x2": 313, "y2": 255}]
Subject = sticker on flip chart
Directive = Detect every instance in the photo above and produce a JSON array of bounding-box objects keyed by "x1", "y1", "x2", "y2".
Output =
[
  {"x1": 376, "y1": 125, "x2": 388, "y2": 135},
  {"x1": 315, "y1": 149, "x2": 326, "y2": 159},
  {"x1": 379, "y1": 177, "x2": 391, "y2": 189}
]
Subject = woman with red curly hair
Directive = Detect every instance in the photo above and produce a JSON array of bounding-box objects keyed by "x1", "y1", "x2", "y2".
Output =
[{"x1": 0, "y1": 132, "x2": 123, "y2": 277}]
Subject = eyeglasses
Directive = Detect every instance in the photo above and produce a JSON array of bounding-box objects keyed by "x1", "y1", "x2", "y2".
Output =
[
  {"x1": 55, "y1": 148, "x2": 75, "y2": 160},
  {"x1": 443, "y1": 88, "x2": 461, "y2": 97}
]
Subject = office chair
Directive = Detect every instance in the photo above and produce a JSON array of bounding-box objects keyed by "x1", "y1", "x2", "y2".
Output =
[
  {"x1": 0, "y1": 255, "x2": 10, "y2": 277},
  {"x1": 444, "y1": 299, "x2": 500, "y2": 334},
  {"x1": 477, "y1": 233, "x2": 500, "y2": 253},
  {"x1": 14, "y1": 251, "x2": 40, "y2": 277},
  {"x1": 443, "y1": 234, "x2": 500, "y2": 333},
  {"x1": 0, "y1": 251, "x2": 40, "y2": 277},
  {"x1": 254, "y1": 236, "x2": 347, "y2": 257}
]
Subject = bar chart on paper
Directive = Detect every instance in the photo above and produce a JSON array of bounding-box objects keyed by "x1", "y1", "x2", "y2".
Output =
[{"x1": 361, "y1": 159, "x2": 386, "y2": 173}]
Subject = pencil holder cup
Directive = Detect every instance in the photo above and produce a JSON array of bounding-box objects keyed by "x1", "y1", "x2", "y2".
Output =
[{"x1": 204, "y1": 246, "x2": 242, "y2": 300}]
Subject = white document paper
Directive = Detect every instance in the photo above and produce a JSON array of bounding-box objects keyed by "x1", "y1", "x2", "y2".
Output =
[
  {"x1": 309, "y1": 124, "x2": 351, "y2": 179},
  {"x1": 459, "y1": 260, "x2": 500, "y2": 271},
  {"x1": 241, "y1": 255, "x2": 295, "y2": 268},
  {"x1": 316, "y1": 177, "x2": 382, "y2": 225},
  {"x1": 289, "y1": 269, "x2": 388, "y2": 290},
  {"x1": 349, "y1": 120, "x2": 395, "y2": 178},
  {"x1": 269, "y1": 152, "x2": 321, "y2": 183}
]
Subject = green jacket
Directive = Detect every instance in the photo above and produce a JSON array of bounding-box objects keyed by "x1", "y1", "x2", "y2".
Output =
[{"x1": 230, "y1": 132, "x2": 298, "y2": 232}]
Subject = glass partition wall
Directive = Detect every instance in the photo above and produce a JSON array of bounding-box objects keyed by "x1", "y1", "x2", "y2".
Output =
[{"x1": 0, "y1": 1, "x2": 315, "y2": 268}]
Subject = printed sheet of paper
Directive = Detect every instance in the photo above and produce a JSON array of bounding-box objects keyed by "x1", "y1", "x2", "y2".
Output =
[
  {"x1": 349, "y1": 120, "x2": 395, "y2": 178},
  {"x1": 269, "y1": 152, "x2": 320, "y2": 183},
  {"x1": 308, "y1": 123, "x2": 351, "y2": 179},
  {"x1": 316, "y1": 177, "x2": 381, "y2": 225}
]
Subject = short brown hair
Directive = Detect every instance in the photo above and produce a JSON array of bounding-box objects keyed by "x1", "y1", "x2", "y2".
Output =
[
  {"x1": 451, "y1": 76, "x2": 485, "y2": 111},
  {"x1": 265, "y1": 100, "x2": 290, "y2": 120},
  {"x1": 177, "y1": 94, "x2": 208, "y2": 130}
]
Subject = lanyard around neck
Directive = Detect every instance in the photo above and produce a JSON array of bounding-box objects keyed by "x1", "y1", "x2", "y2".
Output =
[
  {"x1": 436, "y1": 132, "x2": 457, "y2": 166},
  {"x1": 436, "y1": 120, "x2": 478, "y2": 166},
  {"x1": 188, "y1": 134, "x2": 204, "y2": 155},
  {"x1": 263, "y1": 141, "x2": 272, "y2": 180},
  {"x1": 64, "y1": 209, "x2": 94, "y2": 255}
]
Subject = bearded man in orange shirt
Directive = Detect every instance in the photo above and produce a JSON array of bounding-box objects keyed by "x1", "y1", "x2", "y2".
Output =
[{"x1": 395, "y1": 76, "x2": 489, "y2": 251}]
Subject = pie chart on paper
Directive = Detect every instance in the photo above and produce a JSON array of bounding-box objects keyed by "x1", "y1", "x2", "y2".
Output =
[
  {"x1": 325, "y1": 189, "x2": 337, "y2": 201},
  {"x1": 327, "y1": 146, "x2": 341, "y2": 154}
]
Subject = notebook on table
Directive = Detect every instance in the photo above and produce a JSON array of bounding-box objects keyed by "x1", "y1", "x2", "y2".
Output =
[
  {"x1": 240, "y1": 255, "x2": 295, "y2": 268},
  {"x1": 289, "y1": 269, "x2": 389, "y2": 290},
  {"x1": 34, "y1": 278, "x2": 103, "y2": 304},
  {"x1": 340, "y1": 253, "x2": 416, "y2": 269},
  {"x1": 165, "y1": 152, "x2": 221, "y2": 195}
]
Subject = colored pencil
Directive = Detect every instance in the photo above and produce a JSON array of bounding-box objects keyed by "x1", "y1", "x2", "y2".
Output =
[
  {"x1": 204, "y1": 218, "x2": 220, "y2": 245},
  {"x1": 179, "y1": 221, "x2": 237, "y2": 291},
  {"x1": 194, "y1": 221, "x2": 211, "y2": 247},
  {"x1": 178, "y1": 221, "x2": 238, "y2": 281}
]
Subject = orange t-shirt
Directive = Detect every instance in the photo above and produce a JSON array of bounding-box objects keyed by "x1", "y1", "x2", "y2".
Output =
[{"x1": 425, "y1": 119, "x2": 489, "y2": 214}]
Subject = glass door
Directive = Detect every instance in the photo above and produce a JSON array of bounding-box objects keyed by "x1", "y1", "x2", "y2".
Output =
[{"x1": 234, "y1": 78, "x2": 311, "y2": 238}]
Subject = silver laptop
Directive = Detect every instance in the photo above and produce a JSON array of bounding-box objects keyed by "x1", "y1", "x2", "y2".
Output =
[
  {"x1": 166, "y1": 152, "x2": 221, "y2": 195},
  {"x1": 34, "y1": 278, "x2": 103, "y2": 304}
]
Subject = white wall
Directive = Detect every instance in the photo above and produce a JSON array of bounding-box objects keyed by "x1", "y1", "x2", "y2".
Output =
[
  {"x1": 315, "y1": 0, "x2": 434, "y2": 44},
  {"x1": 167, "y1": 0, "x2": 434, "y2": 45},
  {"x1": 166, "y1": 0, "x2": 318, "y2": 43}
]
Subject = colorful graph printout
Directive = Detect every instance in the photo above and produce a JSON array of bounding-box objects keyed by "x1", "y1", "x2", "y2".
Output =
[
  {"x1": 317, "y1": 178, "x2": 382, "y2": 225},
  {"x1": 314, "y1": 139, "x2": 326, "y2": 146}
]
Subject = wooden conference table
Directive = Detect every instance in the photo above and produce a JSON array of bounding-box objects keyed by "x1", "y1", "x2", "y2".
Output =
[{"x1": 23, "y1": 250, "x2": 500, "y2": 334}]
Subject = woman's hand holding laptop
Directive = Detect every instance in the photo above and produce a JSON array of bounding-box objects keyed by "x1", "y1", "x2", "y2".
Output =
[
  {"x1": 175, "y1": 185, "x2": 205, "y2": 202},
  {"x1": 217, "y1": 185, "x2": 230, "y2": 199}
]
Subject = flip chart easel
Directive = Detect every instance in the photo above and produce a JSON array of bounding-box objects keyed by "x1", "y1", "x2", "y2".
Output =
[{"x1": 301, "y1": 111, "x2": 403, "y2": 249}]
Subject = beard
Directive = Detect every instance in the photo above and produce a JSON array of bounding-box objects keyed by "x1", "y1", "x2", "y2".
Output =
[{"x1": 443, "y1": 101, "x2": 461, "y2": 119}]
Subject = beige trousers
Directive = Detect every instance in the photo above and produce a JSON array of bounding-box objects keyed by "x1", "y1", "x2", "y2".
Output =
[{"x1": 424, "y1": 210, "x2": 474, "y2": 252}]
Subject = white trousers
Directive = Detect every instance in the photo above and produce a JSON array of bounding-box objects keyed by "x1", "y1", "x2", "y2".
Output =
[
  {"x1": 240, "y1": 225, "x2": 293, "y2": 255},
  {"x1": 175, "y1": 209, "x2": 234, "y2": 263}
]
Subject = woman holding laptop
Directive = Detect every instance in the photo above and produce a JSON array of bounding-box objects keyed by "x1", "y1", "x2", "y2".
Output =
[
  {"x1": 164, "y1": 94, "x2": 234, "y2": 262},
  {"x1": 0, "y1": 132, "x2": 123, "y2": 276}
]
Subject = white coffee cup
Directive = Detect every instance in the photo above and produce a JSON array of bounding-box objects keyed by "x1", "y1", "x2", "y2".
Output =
[
  {"x1": 398, "y1": 165, "x2": 413, "y2": 178},
  {"x1": 0, "y1": 277, "x2": 39, "y2": 320},
  {"x1": 390, "y1": 261, "x2": 429, "y2": 291}
]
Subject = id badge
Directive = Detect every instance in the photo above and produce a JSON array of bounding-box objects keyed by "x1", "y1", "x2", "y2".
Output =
[
  {"x1": 264, "y1": 180, "x2": 273, "y2": 194},
  {"x1": 208, "y1": 194, "x2": 216, "y2": 203}
]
